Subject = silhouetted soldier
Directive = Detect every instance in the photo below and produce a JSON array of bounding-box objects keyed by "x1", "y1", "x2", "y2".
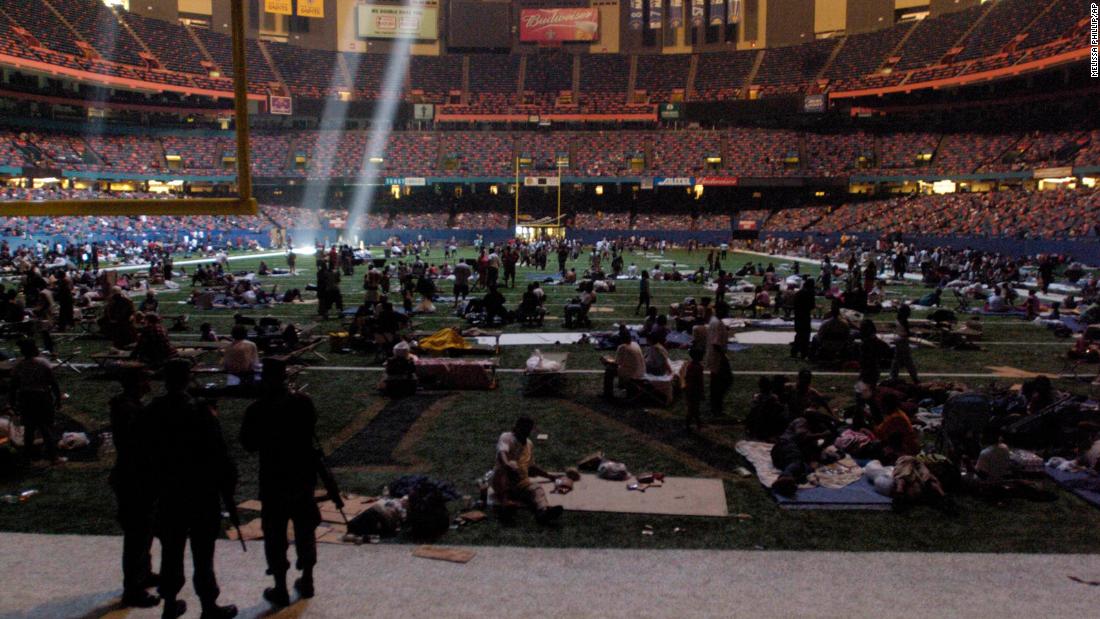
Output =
[
  {"x1": 145, "y1": 359, "x2": 238, "y2": 619},
  {"x1": 239, "y1": 359, "x2": 320, "y2": 607},
  {"x1": 109, "y1": 368, "x2": 159, "y2": 608}
]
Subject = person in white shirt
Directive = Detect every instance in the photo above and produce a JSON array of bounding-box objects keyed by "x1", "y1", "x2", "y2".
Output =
[
  {"x1": 614, "y1": 331, "x2": 646, "y2": 387},
  {"x1": 706, "y1": 303, "x2": 733, "y2": 417},
  {"x1": 491, "y1": 417, "x2": 562, "y2": 525}
]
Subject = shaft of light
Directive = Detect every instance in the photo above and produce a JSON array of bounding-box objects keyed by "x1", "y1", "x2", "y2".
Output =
[{"x1": 344, "y1": 6, "x2": 414, "y2": 243}]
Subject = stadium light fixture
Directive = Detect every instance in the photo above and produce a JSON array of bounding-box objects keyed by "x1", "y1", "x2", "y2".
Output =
[{"x1": 1, "y1": 0, "x2": 257, "y2": 216}]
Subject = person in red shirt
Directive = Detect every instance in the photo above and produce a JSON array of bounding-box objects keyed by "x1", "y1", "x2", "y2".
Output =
[{"x1": 874, "y1": 392, "x2": 921, "y2": 463}]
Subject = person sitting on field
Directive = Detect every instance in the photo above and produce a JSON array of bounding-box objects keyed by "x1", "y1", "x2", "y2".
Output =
[
  {"x1": 515, "y1": 283, "x2": 546, "y2": 325},
  {"x1": 491, "y1": 416, "x2": 564, "y2": 526},
  {"x1": 379, "y1": 341, "x2": 418, "y2": 397},
  {"x1": 132, "y1": 314, "x2": 176, "y2": 367},
  {"x1": 563, "y1": 281, "x2": 596, "y2": 328}
]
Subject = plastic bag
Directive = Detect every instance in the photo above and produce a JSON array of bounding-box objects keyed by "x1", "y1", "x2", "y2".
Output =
[
  {"x1": 597, "y1": 460, "x2": 629, "y2": 481},
  {"x1": 0, "y1": 416, "x2": 24, "y2": 447},
  {"x1": 58, "y1": 432, "x2": 90, "y2": 451},
  {"x1": 526, "y1": 350, "x2": 562, "y2": 373}
]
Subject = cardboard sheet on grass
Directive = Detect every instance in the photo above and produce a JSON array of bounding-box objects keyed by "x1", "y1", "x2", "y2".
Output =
[
  {"x1": 231, "y1": 494, "x2": 378, "y2": 544},
  {"x1": 541, "y1": 474, "x2": 728, "y2": 517},
  {"x1": 735, "y1": 440, "x2": 891, "y2": 510},
  {"x1": 733, "y1": 331, "x2": 797, "y2": 346}
]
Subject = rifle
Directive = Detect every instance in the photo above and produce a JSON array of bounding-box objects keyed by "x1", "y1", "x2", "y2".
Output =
[
  {"x1": 222, "y1": 488, "x2": 247, "y2": 552},
  {"x1": 314, "y1": 443, "x2": 348, "y2": 525}
]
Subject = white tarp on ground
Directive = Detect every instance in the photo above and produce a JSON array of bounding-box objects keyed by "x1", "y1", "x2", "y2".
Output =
[{"x1": 475, "y1": 332, "x2": 589, "y2": 347}]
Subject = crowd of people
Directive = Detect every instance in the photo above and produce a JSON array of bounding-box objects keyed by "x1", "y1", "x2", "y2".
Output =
[
  {"x1": 5, "y1": 125, "x2": 1097, "y2": 181},
  {"x1": 800, "y1": 188, "x2": 1100, "y2": 240},
  {"x1": 0, "y1": 207, "x2": 1097, "y2": 615}
]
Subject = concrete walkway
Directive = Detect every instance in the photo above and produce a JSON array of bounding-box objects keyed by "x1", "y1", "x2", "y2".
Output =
[{"x1": 1, "y1": 532, "x2": 1098, "y2": 618}]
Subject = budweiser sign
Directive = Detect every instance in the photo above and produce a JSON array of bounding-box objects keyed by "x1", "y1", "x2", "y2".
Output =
[{"x1": 519, "y1": 8, "x2": 600, "y2": 42}]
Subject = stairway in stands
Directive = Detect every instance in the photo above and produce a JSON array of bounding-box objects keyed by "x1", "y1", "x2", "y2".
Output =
[{"x1": 183, "y1": 23, "x2": 221, "y2": 73}]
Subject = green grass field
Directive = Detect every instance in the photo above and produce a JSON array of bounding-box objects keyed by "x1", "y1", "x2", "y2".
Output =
[{"x1": 2, "y1": 247, "x2": 1098, "y2": 553}]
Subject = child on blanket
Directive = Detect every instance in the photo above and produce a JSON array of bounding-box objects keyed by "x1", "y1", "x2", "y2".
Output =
[{"x1": 771, "y1": 415, "x2": 837, "y2": 497}]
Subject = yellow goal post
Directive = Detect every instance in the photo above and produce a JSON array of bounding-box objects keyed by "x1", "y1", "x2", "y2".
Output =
[{"x1": 0, "y1": 0, "x2": 257, "y2": 217}]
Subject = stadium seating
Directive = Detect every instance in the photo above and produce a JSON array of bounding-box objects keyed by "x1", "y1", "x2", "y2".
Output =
[
  {"x1": 956, "y1": 0, "x2": 1048, "y2": 61},
  {"x1": 652, "y1": 132, "x2": 722, "y2": 176},
  {"x1": 2, "y1": 127, "x2": 1097, "y2": 181},
  {"x1": 466, "y1": 54, "x2": 521, "y2": 112},
  {"x1": 578, "y1": 54, "x2": 629, "y2": 112},
  {"x1": 192, "y1": 27, "x2": 276, "y2": 90},
  {"x1": 0, "y1": 0, "x2": 1090, "y2": 112},
  {"x1": 441, "y1": 132, "x2": 513, "y2": 176},
  {"x1": 451, "y1": 211, "x2": 509, "y2": 229},
  {"x1": 409, "y1": 55, "x2": 463, "y2": 103},
  {"x1": 634, "y1": 55, "x2": 689, "y2": 102},
  {"x1": 824, "y1": 24, "x2": 910, "y2": 83},
  {"x1": 574, "y1": 212, "x2": 631, "y2": 230},
  {"x1": 3, "y1": 0, "x2": 85, "y2": 57},
  {"x1": 269, "y1": 42, "x2": 346, "y2": 98},
  {"x1": 763, "y1": 207, "x2": 828, "y2": 231},
  {"x1": 724, "y1": 128, "x2": 802, "y2": 177},
  {"x1": 122, "y1": 12, "x2": 206, "y2": 75},
  {"x1": 801, "y1": 131, "x2": 874, "y2": 177},
  {"x1": 47, "y1": 0, "x2": 146, "y2": 67},
  {"x1": 693, "y1": 50, "x2": 756, "y2": 101},
  {"x1": 524, "y1": 52, "x2": 573, "y2": 96},
  {"x1": 754, "y1": 39, "x2": 837, "y2": 90},
  {"x1": 804, "y1": 188, "x2": 1100, "y2": 240},
  {"x1": 79, "y1": 135, "x2": 166, "y2": 174},
  {"x1": 344, "y1": 52, "x2": 393, "y2": 101},
  {"x1": 874, "y1": 132, "x2": 941, "y2": 173},
  {"x1": 573, "y1": 132, "x2": 648, "y2": 177},
  {"x1": 1021, "y1": 0, "x2": 1084, "y2": 49},
  {"x1": 521, "y1": 133, "x2": 572, "y2": 172},
  {"x1": 931, "y1": 133, "x2": 1021, "y2": 174},
  {"x1": 894, "y1": 5, "x2": 985, "y2": 70}
]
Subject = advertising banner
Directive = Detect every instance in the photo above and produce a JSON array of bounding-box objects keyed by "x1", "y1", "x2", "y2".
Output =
[
  {"x1": 630, "y1": 0, "x2": 644, "y2": 30},
  {"x1": 691, "y1": 0, "x2": 705, "y2": 27},
  {"x1": 649, "y1": 0, "x2": 663, "y2": 30},
  {"x1": 269, "y1": 95, "x2": 293, "y2": 116},
  {"x1": 654, "y1": 176, "x2": 694, "y2": 186},
  {"x1": 728, "y1": 0, "x2": 741, "y2": 24},
  {"x1": 524, "y1": 176, "x2": 562, "y2": 187},
  {"x1": 519, "y1": 8, "x2": 600, "y2": 42},
  {"x1": 709, "y1": 0, "x2": 725, "y2": 26},
  {"x1": 669, "y1": 0, "x2": 683, "y2": 28},
  {"x1": 297, "y1": 0, "x2": 324, "y2": 18},
  {"x1": 358, "y1": 4, "x2": 439, "y2": 40},
  {"x1": 698, "y1": 176, "x2": 739, "y2": 186},
  {"x1": 264, "y1": 0, "x2": 292, "y2": 16}
]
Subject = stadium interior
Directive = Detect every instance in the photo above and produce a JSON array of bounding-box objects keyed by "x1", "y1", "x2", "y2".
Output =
[{"x1": 0, "y1": 0, "x2": 1099, "y2": 616}]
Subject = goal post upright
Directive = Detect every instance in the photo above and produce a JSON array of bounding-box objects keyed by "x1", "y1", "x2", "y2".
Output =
[{"x1": 514, "y1": 155, "x2": 521, "y2": 234}]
